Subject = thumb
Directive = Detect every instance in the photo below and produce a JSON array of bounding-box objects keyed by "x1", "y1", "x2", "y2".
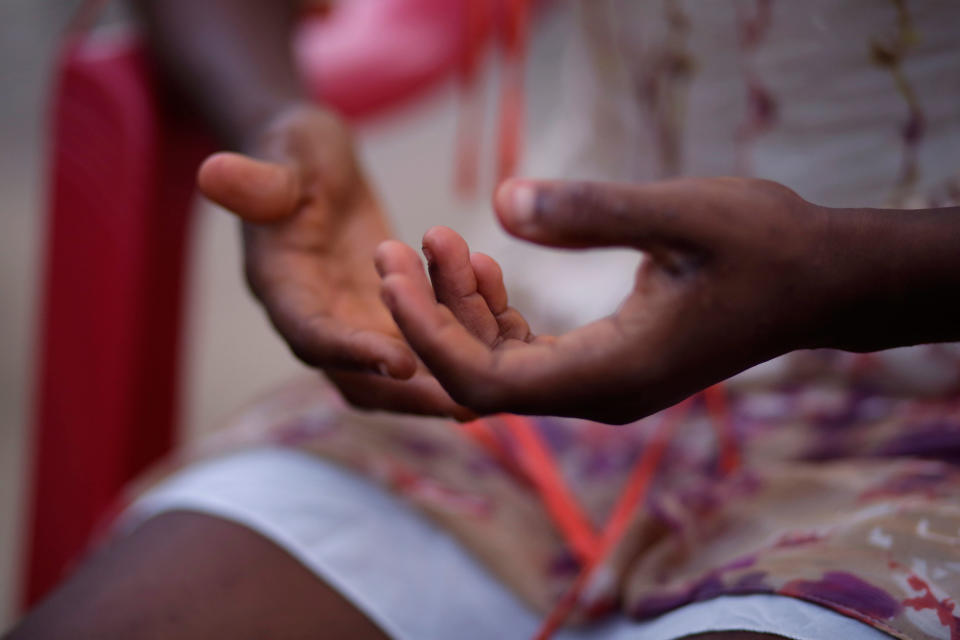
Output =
[
  {"x1": 197, "y1": 152, "x2": 302, "y2": 223},
  {"x1": 493, "y1": 178, "x2": 709, "y2": 253}
]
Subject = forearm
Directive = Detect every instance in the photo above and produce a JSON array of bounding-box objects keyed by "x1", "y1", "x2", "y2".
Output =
[
  {"x1": 132, "y1": 0, "x2": 307, "y2": 149},
  {"x1": 821, "y1": 205, "x2": 960, "y2": 352}
]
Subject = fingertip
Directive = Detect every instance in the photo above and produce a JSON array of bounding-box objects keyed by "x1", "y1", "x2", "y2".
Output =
[
  {"x1": 469, "y1": 252, "x2": 503, "y2": 280},
  {"x1": 470, "y1": 252, "x2": 508, "y2": 313},
  {"x1": 197, "y1": 152, "x2": 239, "y2": 202},
  {"x1": 197, "y1": 152, "x2": 300, "y2": 223},
  {"x1": 376, "y1": 240, "x2": 428, "y2": 284},
  {"x1": 196, "y1": 152, "x2": 231, "y2": 186},
  {"x1": 493, "y1": 179, "x2": 537, "y2": 232},
  {"x1": 421, "y1": 226, "x2": 468, "y2": 261},
  {"x1": 374, "y1": 239, "x2": 407, "y2": 277},
  {"x1": 421, "y1": 225, "x2": 450, "y2": 245},
  {"x1": 422, "y1": 226, "x2": 475, "y2": 279},
  {"x1": 379, "y1": 348, "x2": 417, "y2": 380},
  {"x1": 420, "y1": 227, "x2": 442, "y2": 266}
]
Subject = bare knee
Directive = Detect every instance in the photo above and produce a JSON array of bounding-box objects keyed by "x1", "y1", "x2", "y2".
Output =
[{"x1": 5, "y1": 511, "x2": 387, "y2": 640}]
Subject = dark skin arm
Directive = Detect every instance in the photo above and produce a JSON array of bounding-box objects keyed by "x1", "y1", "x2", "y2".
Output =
[
  {"x1": 132, "y1": 0, "x2": 472, "y2": 419},
  {"x1": 132, "y1": 0, "x2": 304, "y2": 150},
  {"x1": 378, "y1": 177, "x2": 960, "y2": 424}
]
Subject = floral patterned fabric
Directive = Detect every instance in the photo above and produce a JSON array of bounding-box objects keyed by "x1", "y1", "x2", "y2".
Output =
[{"x1": 133, "y1": 345, "x2": 960, "y2": 639}]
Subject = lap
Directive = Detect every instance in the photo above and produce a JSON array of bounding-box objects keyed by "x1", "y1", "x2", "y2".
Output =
[
  {"x1": 7, "y1": 448, "x2": 898, "y2": 640},
  {"x1": 2, "y1": 510, "x2": 800, "y2": 640}
]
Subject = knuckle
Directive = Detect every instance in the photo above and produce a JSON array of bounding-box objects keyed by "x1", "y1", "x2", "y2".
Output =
[{"x1": 731, "y1": 177, "x2": 799, "y2": 202}]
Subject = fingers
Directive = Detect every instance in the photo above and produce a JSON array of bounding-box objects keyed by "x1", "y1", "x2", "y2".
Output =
[
  {"x1": 372, "y1": 239, "x2": 474, "y2": 380},
  {"x1": 492, "y1": 177, "x2": 714, "y2": 259},
  {"x1": 422, "y1": 227, "x2": 501, "y2": 344},
  {"x1": 381, "y1": 278, "x2": 649, "y2": 421},
  {"x1": 378, "y1": 236, "x2": 660, "y2": 421},
  {"x1": 329, "y1": 371, "x2": 478, "y2": 421},
  {"x1": 378, "y1": 253, "x2": 548, "y2": 414},
  {"x1": 470, "y1": 252, "x2": 531, "y2": 341},
  {"x1": 374, "y1": 240, "x2": 435, "y2": 302},
  {"x1": 380, "y1": 264, "x2": 498, "y2": 401},
  {"x1": 198, "y1": 152, "x2": 302, "y2": 223},
  {"x1": 470, "y1": 252, "x2": 507, "y2": 313},
  {"x1": 274, "y1": 307, "x2": 417, "y2": 379},
  {"x1": 382, "y1": 231, "x2": 531, "y2": 350}
]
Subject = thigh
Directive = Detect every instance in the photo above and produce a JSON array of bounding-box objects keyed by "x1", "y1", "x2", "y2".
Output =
[{"x1": 6, "y1": 511, "x2": 388, "y2": 640}]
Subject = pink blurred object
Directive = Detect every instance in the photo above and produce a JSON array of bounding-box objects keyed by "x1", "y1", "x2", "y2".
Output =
[
  {"x1": 297, "y1": 0, "x2": 493, "y2": 119},
  {"x1": 296, "y1": 0, "x2": 534, "y2": 192}
]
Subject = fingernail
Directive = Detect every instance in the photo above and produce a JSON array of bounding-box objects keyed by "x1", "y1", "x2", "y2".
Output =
[
  {"x1": 421, "y1": 245, "x2": 434, "y2": 265},
  {"x1": 510, "y1": 183, "x2": 536, "y2": 226},
  {"x1": 377, "y1": 362, "x2": 390, "y2": 376}
]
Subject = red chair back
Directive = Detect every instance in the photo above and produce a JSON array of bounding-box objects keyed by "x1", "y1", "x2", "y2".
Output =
[{"x1": 23, "y1": 30, "x2": 212, "y2": 607}]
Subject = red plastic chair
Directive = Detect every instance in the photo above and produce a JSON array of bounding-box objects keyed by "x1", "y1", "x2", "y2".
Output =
[
  {"x1": 22, "y1": 0, "x2": 528, "y2": 608},
  {"x1": 22, "y1": 30, "x2": 211, "y2": 607}
]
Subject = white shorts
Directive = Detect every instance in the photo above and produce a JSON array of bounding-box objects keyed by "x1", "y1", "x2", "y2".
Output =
[{"x1": 117, "y1": 447, "x2": 893, "y2": 640}]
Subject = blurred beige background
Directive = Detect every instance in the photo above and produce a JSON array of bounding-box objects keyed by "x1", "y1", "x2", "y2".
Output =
[{"x1": 0, "y1": 1, "x2": 566, "y2": 628}]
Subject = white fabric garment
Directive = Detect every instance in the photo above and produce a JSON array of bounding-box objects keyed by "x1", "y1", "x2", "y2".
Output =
[{"x1": 119, "y1": 448, "x2": 894, "y2": 640}]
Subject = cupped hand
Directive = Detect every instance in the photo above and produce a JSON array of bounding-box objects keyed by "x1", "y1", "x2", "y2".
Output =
[
  {"x1": 378, "y1": 177, "x2": 840, "y2": 424},
  {"x1": 198, "y1": 105, "x2": 472, "y2": 419}
]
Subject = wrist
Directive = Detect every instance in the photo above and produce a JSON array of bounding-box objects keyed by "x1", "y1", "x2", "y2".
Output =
[
  {"x1": 812, "y1": 204, "x2": 960, "y2": 352},
  {"x1": 230, "y1": 98, "x2": 319, "y2": 155}
]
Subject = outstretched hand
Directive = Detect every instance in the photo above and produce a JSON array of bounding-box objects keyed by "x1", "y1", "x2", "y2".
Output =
[
  {"x1": 378, "y1": 177, "x2": 840, "y2": 424},
  {"x1": 198, "y1": 105, "x2": 472, "y2": 419}
]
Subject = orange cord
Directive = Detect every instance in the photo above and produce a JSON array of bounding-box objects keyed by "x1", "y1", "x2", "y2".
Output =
[
  {"x1": 496, "y1": 0, "x2": 531, "y2": 182},
  {"x1": 531, "y1": 398, "x2": 694, "y2": 639},
  {"x1": 455, "y1": 0, "x2": 531, "y2": 194},
  {"x1": 454, "y1": 0, "x2": 490, "y2": 198},
  {"x1": 530, "y1": 386, "x2": 742, "y2": 639},
  {"x1": 458, "y1": 386, "x2": 741, "y2": 638},
  {"x1": 500, "y1": 414, "x2": 601, "y2": 566},
  {"x1": 703, "y1": 383, "x2": 742, "y2": 475}
]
